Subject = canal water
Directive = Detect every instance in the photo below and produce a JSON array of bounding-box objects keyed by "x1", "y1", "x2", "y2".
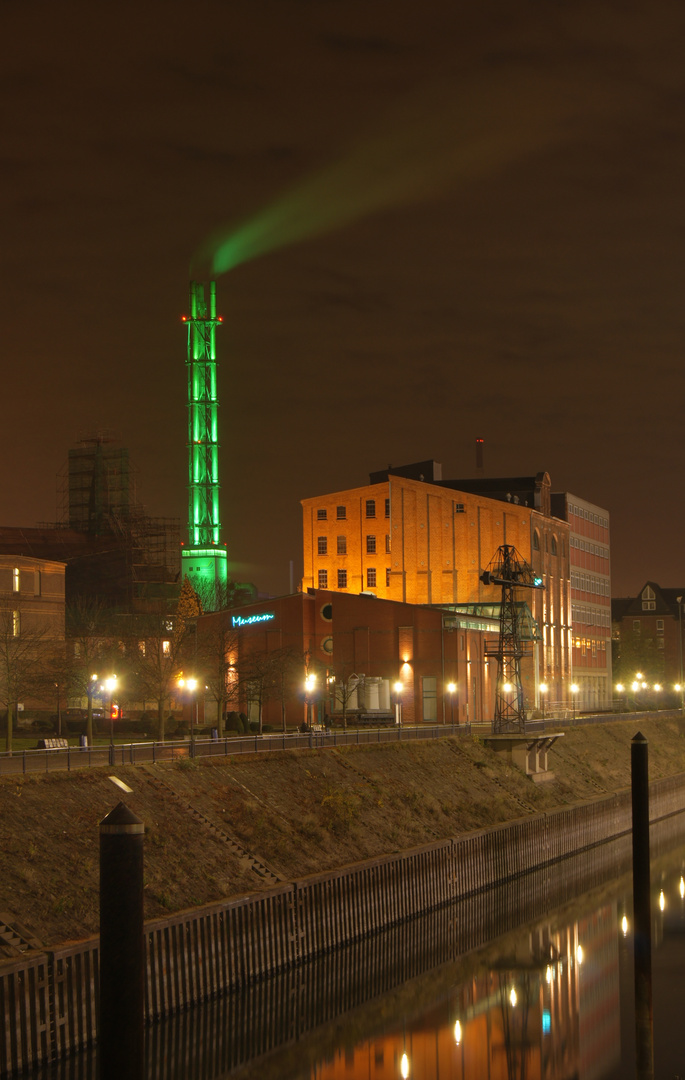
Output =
[{"x1": 29, "y1": 817, "x2": 685, "y2": 1080}]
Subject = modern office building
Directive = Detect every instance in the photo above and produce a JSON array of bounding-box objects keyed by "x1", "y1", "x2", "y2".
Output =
[{"x1": 551, "y1": 493, "x2": 612, "y2": 712}]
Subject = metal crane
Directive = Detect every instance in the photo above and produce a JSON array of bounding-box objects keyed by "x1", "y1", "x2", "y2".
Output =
[{"x1": 480, "y1": 545, "x2": 543, "y2": 733}]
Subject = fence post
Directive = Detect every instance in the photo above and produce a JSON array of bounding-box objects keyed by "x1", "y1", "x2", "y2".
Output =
[
  {"x1": 99, "y1": 802, "x2": 145, "y2": 1080},
  {"x1": 631, "y1": 732, "x2": 654, "y2": 1080}
]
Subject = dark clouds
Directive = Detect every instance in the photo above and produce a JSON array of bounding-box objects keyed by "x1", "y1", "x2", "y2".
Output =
[{"x1": 2, "y1": 0, "x2": 685, "y2": 593}]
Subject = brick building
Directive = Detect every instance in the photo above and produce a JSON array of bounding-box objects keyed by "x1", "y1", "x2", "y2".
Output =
[
  {"x1": 0, "y1": 554, "x2": 66, "y2": 715},
  {"x1": 302, "y1": 463, "x2": 572, "y2": 710},
  {"x1": 612, "y1": 582, "x2": 685, "y2": 704},
  {"x1": 198, "y1": 589, "x2": 498, "y2": 728}
]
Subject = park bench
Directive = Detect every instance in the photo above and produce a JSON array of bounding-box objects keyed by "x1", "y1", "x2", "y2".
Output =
[{"x1": 35, "y1": 738, "x2": 69, "y2": 750}]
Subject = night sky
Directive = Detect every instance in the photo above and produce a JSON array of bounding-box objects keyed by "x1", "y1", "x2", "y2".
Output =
[{"x1": 3, "y1": 0, "x2": 685, "y2": 597}]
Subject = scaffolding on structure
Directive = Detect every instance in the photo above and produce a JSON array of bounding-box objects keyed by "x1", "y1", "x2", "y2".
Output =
[{"x1": 47, "y1": 432, "x2": 181, "y2": 609}]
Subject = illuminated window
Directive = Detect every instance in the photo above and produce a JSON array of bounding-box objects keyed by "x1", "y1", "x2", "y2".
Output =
[
  {"x1": 385, "y1": 535, "x2": 391, "y2": 553},
  {"x1": 384, "y1": 498, "x2": 390, "y2": 518},
  {"x1": 139, "y1": 640, "x2": 146, "y2": 656},
  {"x1": 318, "y1": 569, "x2": 328, "y2": 588},
  {"x1": 337, "y1": 536, "x2": 346, "y2": 555},
  {"x1": 162, "y1": 640, "x2": 171, "y2": 655},
  {"x1": 337, "y1": 569, "x2": 347, "y2": 588},
  {"x1": 317, "y1": 536, "x2": 328, "y2": 556},
  {"x1": 365, "y1": 500, "x2": 376, "y2": 518},
  {"x1": 316, "y1": 508, "x2": 327, "y2": 521},
  {"x1": 336, "y1": 505, "x2": 346, "y2": 520},
  {"x1": 12, "y1": 568, "x2": 20, "y2": 593},
  {"x1": 386, "y1": 568, "x2": 391, "y2": 587},
  {"x1": 12, "y1": 611, "x2": 20, "y2": 637},
  {"x1": 367, "y1": 568, "x2": 376, "y2": 588},
  {"x1": 366, "y1": 535, "x2": 376, "y2": 554}
]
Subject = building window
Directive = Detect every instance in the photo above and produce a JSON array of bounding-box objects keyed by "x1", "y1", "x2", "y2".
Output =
[
  {"x1": 337, "y1": 536, "x2": 347, "y2": 555},
  {"x1": 336, "y1": 505, "x2": 346, "y2": 520},
  {"x1": 367, "y1": 568, "x2": 376, "y2": 588},
  {"x1": 385, "y1": 535, "x2": 391, "y2": 553},
  {"x1": 658, "y1": 638, "x2": 665, "y2": 649},
  {"x1": 551, "y1": 535, "x2": 558, "y2": 555},
  {"x1": 454, "y1": 503, "x2": 465, "y2": 514},
  {"x1": 633, "y1": 620, "x2": 641, "y2": 633},
  {"x1": 12, "y1": 568, "x2": 20, "y2": 593},
  {"x1": 365, "y1": 499, "x2": 376, "y2": 518},
  {"x1": 33, "y1": 569, "x2": 41, "y2": 596},
  {"x1": 386, "y1": 568, "x2": 391, "y2": 587},
  {"x1": 318, "y1": 569, "x2": 328, "y2": 588},
  {"x1": 338, "y1": 569, "x2": 347, "y2": 588},
  {"x1": 384, "y1": 498, "x2": 390, "y2": 518},
  {"x1": 12, "y1": 610, "x2": 20, "y2": 637},
  {"x1": 422, "y1": 676, "x2": 438, "y2": 722},
  {"x1": 642, "y1": 601, "x2": 656, "y2": 611},
  {"x1": 139, "y1": 640, "x2": 146, "y2": 656},
  {"x1": 321, "y1": 636, "x2": 334, "y2": 654},
  {"x1": 162, "y1": 639, "x2": 171, "y2": 655},
  {"x1": 317, "y1": 536, "x2": 328, "y2": 556},
  {"x1": 366, "y1": 535, "x2": 376, "y2": 554},
  {"x1": 533, "y1": 530, "x2": 540, "y2": 551},
  {"x1": 656, "y1": 619, "x2": 664, "y2": 635},
  {"x1": 317, "y1": 508, "x2": 327, "y2": 520}
]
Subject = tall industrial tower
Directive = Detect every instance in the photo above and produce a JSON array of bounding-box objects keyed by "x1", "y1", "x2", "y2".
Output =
[{"x1": 181, "y1": 280, "x2": 228, "y2": 610}]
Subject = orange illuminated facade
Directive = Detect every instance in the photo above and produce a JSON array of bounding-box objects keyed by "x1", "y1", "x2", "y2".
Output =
[{"x1": 302, "y1": 465, "x2": 573, "y2": 710}]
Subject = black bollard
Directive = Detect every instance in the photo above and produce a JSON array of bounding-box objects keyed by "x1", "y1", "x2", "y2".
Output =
[
  {"x1": 631, "y1": 732, "x2": 654, "y2": 1080},
  {"x1": 99, "y1": 802, "x2": 145, "y2": 1080}
]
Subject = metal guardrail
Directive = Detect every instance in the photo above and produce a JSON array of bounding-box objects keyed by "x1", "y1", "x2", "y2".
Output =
[
  {"x1": 2, "y1": 708, "x2": 680, "y2": 777},
  {"x1": 0, "y1": 722, "x2": 472, "y2": 776}
]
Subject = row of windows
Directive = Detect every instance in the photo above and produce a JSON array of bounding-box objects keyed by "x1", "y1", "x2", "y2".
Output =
[
  {"x1": 318, "y1": 568, "x2": 392, "y2": 590},
  {"x1": 574, "y1": 638, "x2": 607, "y2": 655},
  {"x1": 571, "y1": 537, "x2": 608, "y2": 558},
  {"x1": 532, "y1": 531, "x2": 561, "y2": 555},
  {"x1": 317, "y1": 535, "x2": 391, "y2": 556},
  {"x1": 632, "y1": 618, "x2": 666, "y2": 634},
  {"x1": 569, "y1": 505, "x2": 609, "y2": 529},
  {"x1": 571, "y1": 572, "x2": 610, "y2": 596},
  {"x1": 571, "y1": 606, "x2": 611, "y2": 629},
  {"x1": 316, "y1": 499, "x2": 391, "y2": 522}
]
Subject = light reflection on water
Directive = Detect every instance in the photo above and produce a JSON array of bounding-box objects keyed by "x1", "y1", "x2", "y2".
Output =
[{"x1": 28, "y1": 819, "x2": 685, "y2": 1080}]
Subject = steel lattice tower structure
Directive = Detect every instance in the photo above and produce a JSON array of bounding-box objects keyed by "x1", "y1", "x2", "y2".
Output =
[
  {"x1": 482, "y1": 545, "x2": 543, "y2": 734},
  {"x1": 180, "y1": 280, "x2": 227, "y2": 610}
]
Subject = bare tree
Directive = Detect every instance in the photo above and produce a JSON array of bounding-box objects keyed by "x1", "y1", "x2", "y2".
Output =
[
  {"x1": 196, "y1": 611, "x2": 241, "y2": 735},
  {"x1": 328, "y1": 666, "x2": 362, "y2": 730},
  {"x1": 64, "y1": 597, "x2": 118, "y2": 746},
  {"x1": 0, "y1": 603, "x2": 49, "y2": 755}
]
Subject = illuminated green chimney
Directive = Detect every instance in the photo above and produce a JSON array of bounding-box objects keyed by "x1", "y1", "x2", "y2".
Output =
[{"x1": 181, "y1": 280, "x2": 227, "y2": 610}]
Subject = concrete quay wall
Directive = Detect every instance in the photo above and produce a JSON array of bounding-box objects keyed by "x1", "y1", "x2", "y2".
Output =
[{"x1": 2, "y1": 773, "x2": 685, "y2": 1075}]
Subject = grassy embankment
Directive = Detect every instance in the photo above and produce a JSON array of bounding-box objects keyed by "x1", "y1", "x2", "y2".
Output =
[{"x1": 2, "y1": 716, "x2": 685, "y2": 947}]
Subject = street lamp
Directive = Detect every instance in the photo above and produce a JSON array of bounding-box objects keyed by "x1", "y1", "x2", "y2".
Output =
[
  {"x1": 105, "y1": 675, "x2": 117, "y2": 745},
  {"x1": 654, "y1": 683, "x2": 662, "y2": 711},
  {"x1": 615, "y1": 683, "x2": 625, "y2": 714},
  {"x1": 446, "y1": 681, "x2": 457, "y2": 726},
  {"x1": 304, "y1": 673, "x2": 316, "y2": 728},
  {"x1": 178, "y1": 676, "x2": 199, "y2": 744},
  {"x1": 570, "y1": 683, "x2": 579, "y2": 722},
  {"x1": 539, "y1": 682, "x2": 548, "y2": 721},
  {"x1": 393, "y1": 680, "x2": 403, "y2": 726}
]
